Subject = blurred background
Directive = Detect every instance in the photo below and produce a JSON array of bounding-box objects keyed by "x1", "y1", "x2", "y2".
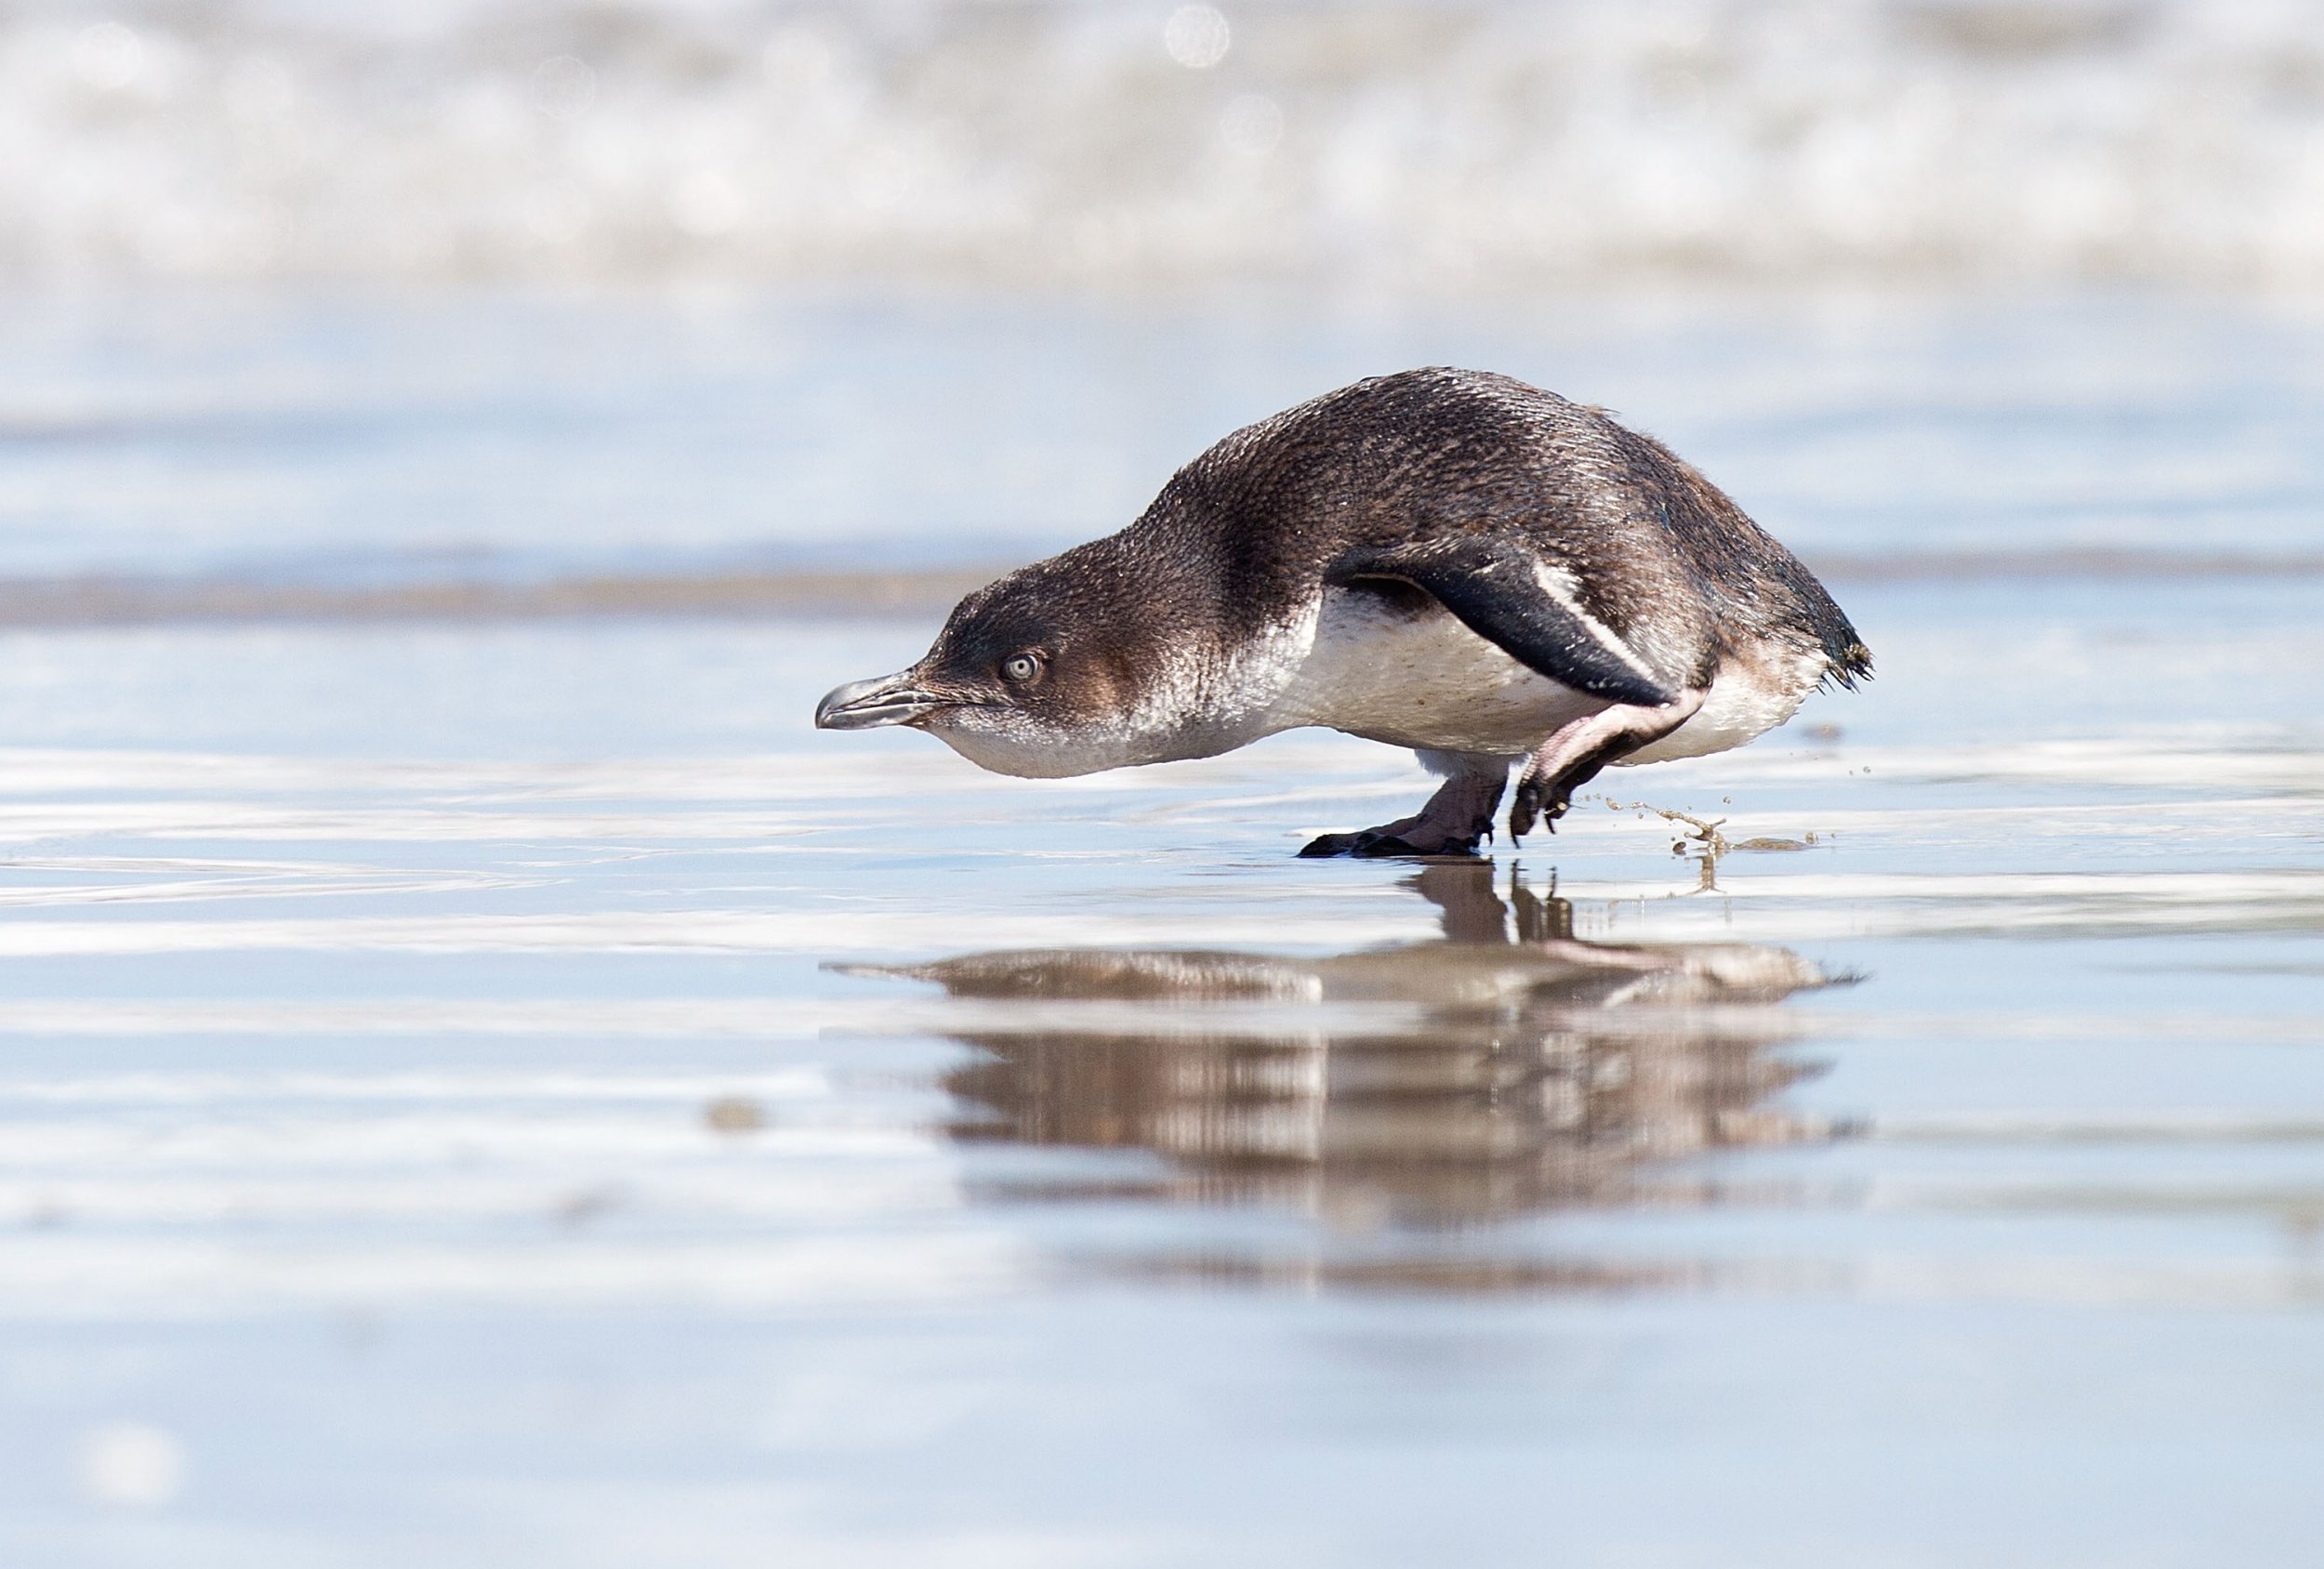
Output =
[
  {"x1": 16, "y1": 0, "x2": 2324, "y2": 292},
  {"x1": 5, "y1": 0, "x2": 2324, "y2": 589}
]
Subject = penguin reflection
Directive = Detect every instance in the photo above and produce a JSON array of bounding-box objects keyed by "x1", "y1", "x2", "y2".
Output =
[{"x1": 863, "y1": 865, "x2": 1841, "y2": 1223}]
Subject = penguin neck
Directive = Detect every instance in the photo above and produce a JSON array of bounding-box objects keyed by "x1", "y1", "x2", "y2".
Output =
[
  {"x1": 1112, "y1": 604, "x2": 1319, "y2": 766},
  {"x1": 1093, "y1": 510, "x2": 1323, "y2": 765}
]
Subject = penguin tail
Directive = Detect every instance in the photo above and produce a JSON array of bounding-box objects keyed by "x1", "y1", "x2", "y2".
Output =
[{"x1": 1820, "y1": 639, "x2": 1874, "y2": 692}]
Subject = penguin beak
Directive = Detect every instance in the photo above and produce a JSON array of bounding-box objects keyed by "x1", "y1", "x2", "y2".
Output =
[{"x1": 814, "y1": 672, "x2": 944, "y2": 730}]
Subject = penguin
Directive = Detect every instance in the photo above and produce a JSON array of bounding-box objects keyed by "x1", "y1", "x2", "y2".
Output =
[{"x1": 815, "y1": 367, "x2": 1871, "y2": 857}]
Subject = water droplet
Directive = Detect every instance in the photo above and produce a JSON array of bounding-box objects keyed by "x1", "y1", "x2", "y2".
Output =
[{"x1": 1164, "y1": 6, "x2": 1231, "y2": 70}]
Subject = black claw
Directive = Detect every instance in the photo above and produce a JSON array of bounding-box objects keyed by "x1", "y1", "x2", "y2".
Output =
[
  {"x1": 1298, "y1": 833, "x2": 1364, "y2": 858},
  {"x1": 1510, "y1": 783, "x2": 1540, "y2": 841}
]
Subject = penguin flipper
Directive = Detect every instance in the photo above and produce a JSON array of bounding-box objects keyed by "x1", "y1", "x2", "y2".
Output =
[{"x1": 1327, "y1": 537, "x2": 1678, "y2": 707}]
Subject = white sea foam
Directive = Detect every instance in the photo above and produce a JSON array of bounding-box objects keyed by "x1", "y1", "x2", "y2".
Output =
[{"x1": 7, "y1": 0, "x2": 2324, "y2": 288}]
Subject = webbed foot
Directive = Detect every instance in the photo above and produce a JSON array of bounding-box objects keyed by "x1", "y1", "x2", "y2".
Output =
[
  {"x1": 1298, "y1": 829, "x2": 1479, "y2": 860},
  {"x1": 1299, "y1": 753, "x2": 1510, "y2": 860}
]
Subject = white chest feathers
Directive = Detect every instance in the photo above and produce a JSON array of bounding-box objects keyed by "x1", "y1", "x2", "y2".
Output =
[{"x1": 1267, "y1": 587, "x2": 1602, "y2": 757}]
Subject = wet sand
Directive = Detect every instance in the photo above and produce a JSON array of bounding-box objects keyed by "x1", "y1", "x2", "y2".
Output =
[
  {"x1": 1, "y1": 284, "x2": 2318, "y2": 1562},
  {"x1": 0, "y1": 563, "x2": 2317, "y2": 1563}
]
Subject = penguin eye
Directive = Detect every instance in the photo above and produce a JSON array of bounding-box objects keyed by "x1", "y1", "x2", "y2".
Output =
[{"x1": 999, "y1": 653, "x2": 1043, "y2": 685}]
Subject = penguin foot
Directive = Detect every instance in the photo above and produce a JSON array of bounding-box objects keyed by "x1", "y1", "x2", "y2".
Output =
[
  {"x1": 1507, "y1": 692, "x2": 1710, "y2": 842},
  {"x1": 1298, "y1": 829, "x2": 1482, "y2": 860},
  {"x1": 1302, "y1": 753, "x2": 1510, "y2": 859},
  {"x1": 1506, "y1": 777, "x2": 1573, "y2": 841}
]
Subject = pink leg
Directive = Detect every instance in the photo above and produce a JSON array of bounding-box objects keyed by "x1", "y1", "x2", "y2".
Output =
[{"x1": 1510, "y1": 690, "x2": 1707, "y2": 840}]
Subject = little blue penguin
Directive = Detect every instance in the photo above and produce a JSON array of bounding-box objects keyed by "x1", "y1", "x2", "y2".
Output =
[{"x1": 815, "y1": 367, "x2": 1871, "y2": 856}]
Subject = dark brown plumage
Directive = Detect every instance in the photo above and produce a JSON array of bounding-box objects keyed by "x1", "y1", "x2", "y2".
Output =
[{"x1": 817, "y1": 367, "x2": 1870, "y2": 856}]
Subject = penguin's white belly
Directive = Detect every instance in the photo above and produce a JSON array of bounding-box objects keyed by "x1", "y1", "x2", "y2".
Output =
[
  {"x1": 1264, "y1": 590, "x2": 1829, "y2": 763},
  {"x1": 1623, "y1": 645, "x2": 1825, "y2": 763},
  {"x1": 1274, "y1": 590, "x2": 1600, "y2": 756}
]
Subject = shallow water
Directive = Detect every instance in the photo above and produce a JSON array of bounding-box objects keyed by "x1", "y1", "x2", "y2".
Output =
[
  {"x1": 0, "y1": 569, "x2": 2317, "y2": 1563},
  {"x1": 2, "y1": 290, "x2": 2322, "y2": 1562},
  {"x1": 7, "y1": 288, "x2": 2324, "y2": 582}
]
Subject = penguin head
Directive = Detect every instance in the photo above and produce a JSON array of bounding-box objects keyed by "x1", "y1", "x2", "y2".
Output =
[{"x1": 814, "y1": 546, "x2": 1201, "y2": 778}]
